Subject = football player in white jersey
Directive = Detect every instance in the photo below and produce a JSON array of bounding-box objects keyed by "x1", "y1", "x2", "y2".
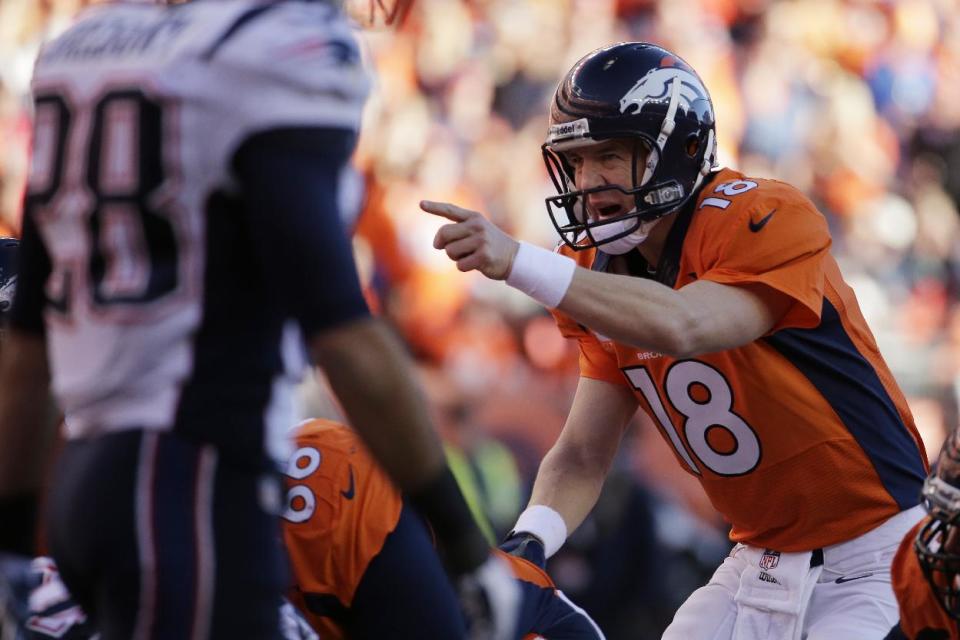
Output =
[{"x1": 0, "y1": 2, "x2": 518, "y2": 638}]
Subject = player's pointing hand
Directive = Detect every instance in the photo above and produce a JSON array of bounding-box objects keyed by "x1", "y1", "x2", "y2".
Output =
[{"x1": 420, "y1": 200, "x2": 520, "y2": 281}]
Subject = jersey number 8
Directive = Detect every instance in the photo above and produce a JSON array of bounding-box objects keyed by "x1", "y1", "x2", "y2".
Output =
[
  {"x1": 283, "y1": 446, "x2": 322, "y2": 523},
  {"x1": 28, "y1": 88, "x2": 181, "y2": 315}
]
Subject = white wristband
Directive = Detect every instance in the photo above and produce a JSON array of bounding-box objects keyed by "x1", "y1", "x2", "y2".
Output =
[
  {"x1": 513, "y1": 505, "x2": 568, "y2": 559},
  {"x1": 506, "y1": 241, "x2": 576, "y2": 309}
]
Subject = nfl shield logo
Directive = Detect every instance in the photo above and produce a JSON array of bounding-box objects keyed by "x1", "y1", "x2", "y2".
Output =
[{"x1": 759, "y1": 550, "x2": 780, "y2": 571}]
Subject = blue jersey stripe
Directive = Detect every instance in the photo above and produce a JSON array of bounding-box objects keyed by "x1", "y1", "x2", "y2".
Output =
[{"x1": 765, "y1": 298, "x2": 925, "y2": 510}]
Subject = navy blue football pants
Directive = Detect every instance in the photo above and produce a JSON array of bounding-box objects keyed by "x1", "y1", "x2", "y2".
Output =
[{"x1": 46, "y1": 430, "x2": 286, "y2": 640}]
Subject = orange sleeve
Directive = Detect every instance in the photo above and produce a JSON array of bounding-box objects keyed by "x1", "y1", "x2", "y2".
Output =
[
  {"x1": 577, "y1": 337, "x2": 627, "y2": 386},
  {"x1": 549, "y1": 306, "x2": 588, "y2": 340},
  {"x1": 892, "y1": 519, "x2": 958, "y2": 639},
  {"x1": 549, "y1": 307, "x2": 627, "y2": 387},
  {"x1": 699, "y1": 193, "x2": 830, "y2": 333}
]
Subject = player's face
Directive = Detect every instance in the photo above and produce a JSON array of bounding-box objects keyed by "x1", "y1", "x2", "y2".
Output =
[{"x1": 564, "y1": 139, "x2": 649, "y2": 222}]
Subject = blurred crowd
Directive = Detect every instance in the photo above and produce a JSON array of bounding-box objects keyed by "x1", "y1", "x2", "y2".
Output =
[{"x1": 2, "y1": 0, "x2": 960, "y2": 637}]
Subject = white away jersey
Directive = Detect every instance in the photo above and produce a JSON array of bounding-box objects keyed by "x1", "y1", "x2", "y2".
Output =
[{"x1": 21, "y1": 0, "x2": 369, "y2": 461}]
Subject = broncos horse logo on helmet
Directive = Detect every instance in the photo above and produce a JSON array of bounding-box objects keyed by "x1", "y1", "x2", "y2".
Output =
[{"x1": 542, "y1": 42, "x2": 717, "y2": 251}]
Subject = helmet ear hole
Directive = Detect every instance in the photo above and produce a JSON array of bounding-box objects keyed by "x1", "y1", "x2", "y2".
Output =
[{"x1": 685, "y1": 134, "x2": 700, "y2": 158}]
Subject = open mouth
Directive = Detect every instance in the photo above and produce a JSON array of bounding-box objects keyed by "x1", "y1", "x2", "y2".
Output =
[{"x1": 594, "y1": 203, "x2": 624, "y2": 219}]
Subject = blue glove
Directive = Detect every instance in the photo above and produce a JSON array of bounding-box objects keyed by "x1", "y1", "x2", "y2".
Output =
[{"x1": 499, "y1": 532, "x2": 546, "y2": 570}]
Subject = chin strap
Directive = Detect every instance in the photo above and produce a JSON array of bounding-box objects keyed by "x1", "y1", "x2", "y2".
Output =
[
  {"x1": 700, "y1": 128, "x2": 716, "y2": 176},
  {"x1": 689, "y1": 127, "x2": 717, "y2": 196}
]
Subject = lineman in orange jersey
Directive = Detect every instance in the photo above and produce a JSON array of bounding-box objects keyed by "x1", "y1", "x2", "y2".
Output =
[
  {"x1": 421, "y1": 42, "x2": 927, "y2": 639},
  {"x1": 886, "y1": 429, "x2": 960, "y2": 640},
  {"x1": 282, "y1": 418, "x2": 605, "y2": 639}
]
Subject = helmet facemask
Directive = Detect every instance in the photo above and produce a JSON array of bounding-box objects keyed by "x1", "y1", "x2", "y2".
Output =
[
  {"x1": 917, "y1": 431, "x2": 960, "y2": 620},
  {"x1": 543, "y1": 134, "x2": 683, "y2": 253}
]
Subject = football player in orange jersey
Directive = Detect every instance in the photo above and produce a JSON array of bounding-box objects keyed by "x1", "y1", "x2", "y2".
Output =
[
  {"x1": 421, "y1": 42, "x2": 928, "y2": 639},
  {"x1": 886, "y1": 428, "x2": 960, "y2": 640},
  {"x1": 282, "y1": 418, "x2": 605, "y2": 640}
]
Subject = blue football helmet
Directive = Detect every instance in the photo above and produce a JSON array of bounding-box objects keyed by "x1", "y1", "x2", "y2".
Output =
[{"x1": 542, "y1": 42, "x2": 717, "y2": 251}]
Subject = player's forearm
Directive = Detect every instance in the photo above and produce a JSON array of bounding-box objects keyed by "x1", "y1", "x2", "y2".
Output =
[
  {"x1": 559, "y1": 268, "x2": 780, "y2": 357},
  {"x1": 522, "y1": 376, "x2": 635, "y2": 542},
  {"x1": 0, "y1": 333, "x2": 56, "y2": 496},
  {"x1": 310, "y1": 317, "x2": 447, "y2": 492},
  {"x1": 528, "y1": 438, "x2": 614, "y2": 535},
  {"x1": 558, "y1": 267, "x2": 697, "y2": 356},
  {"x1": 310, "y1": 317, "x2": 490, "y2": 573}
]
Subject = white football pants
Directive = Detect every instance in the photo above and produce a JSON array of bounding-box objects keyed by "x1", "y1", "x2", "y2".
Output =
[{"x1": 662, "y1": 505, "x2": 925, "y2": 640}]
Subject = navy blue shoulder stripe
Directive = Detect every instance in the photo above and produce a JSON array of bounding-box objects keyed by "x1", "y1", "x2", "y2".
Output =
[{"x1": 765, "y1": 298, "x2": 925, "y2": 510}]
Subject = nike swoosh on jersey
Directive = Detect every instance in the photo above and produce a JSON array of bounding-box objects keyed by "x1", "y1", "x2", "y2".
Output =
[
  {"x1": 340, "y1": 465, "x2": 355, "y2": 500},
  {"x1": 834, "y1": 572, "x2": 874, "y2": 584},
  {"x1": 748, "y1": 208, "x2": 777, "y2": 232}
]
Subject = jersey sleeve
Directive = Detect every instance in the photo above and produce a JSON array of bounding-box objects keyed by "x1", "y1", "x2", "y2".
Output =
[
  {"x1": 577, "y1": 337, "x2": 627, "y2": 386},
  {"x1": 208, "y1": 2, "x2": 370, "y2": 151},
  {"x1": 549, "y1": 307, "x2": 626, "y2": 387},
  {"x1": 232, "y1": 127, "x2": 369, "y2": 337},
  {"x1": 698, "y1": 187, "x2": 830, "y2": 333}
]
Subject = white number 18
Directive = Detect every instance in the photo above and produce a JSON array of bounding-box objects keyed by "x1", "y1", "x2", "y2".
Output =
[{"x1": 624, "y1": 360, "x2": 761, "y2": 476}]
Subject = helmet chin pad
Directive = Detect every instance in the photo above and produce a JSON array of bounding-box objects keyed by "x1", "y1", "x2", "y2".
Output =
[
  {"x1": 543, "y1": 176, "x2": 683, "y2": 251},
  {"x1": 587, "y1": 214, "x2": 662, "y2": 254}
]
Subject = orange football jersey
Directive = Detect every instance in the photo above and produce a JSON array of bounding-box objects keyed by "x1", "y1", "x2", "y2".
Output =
[
  {"x1": 282, "y1": 419, "x2": 583, "y2": 640},
  {"x1": 892, "y1": 519, "x2": 958, "y2": 639},
  {"x1": 282, "y1": 418, "x2": 403, "y2": 639},
  {"x1": 552, "y1": 168, "x2": 927, "y2": 551}
]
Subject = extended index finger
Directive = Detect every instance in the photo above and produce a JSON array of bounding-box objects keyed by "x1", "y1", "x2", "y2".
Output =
[{"x1": 420, "y1": 200, "x2": 473, "y2": 222}]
